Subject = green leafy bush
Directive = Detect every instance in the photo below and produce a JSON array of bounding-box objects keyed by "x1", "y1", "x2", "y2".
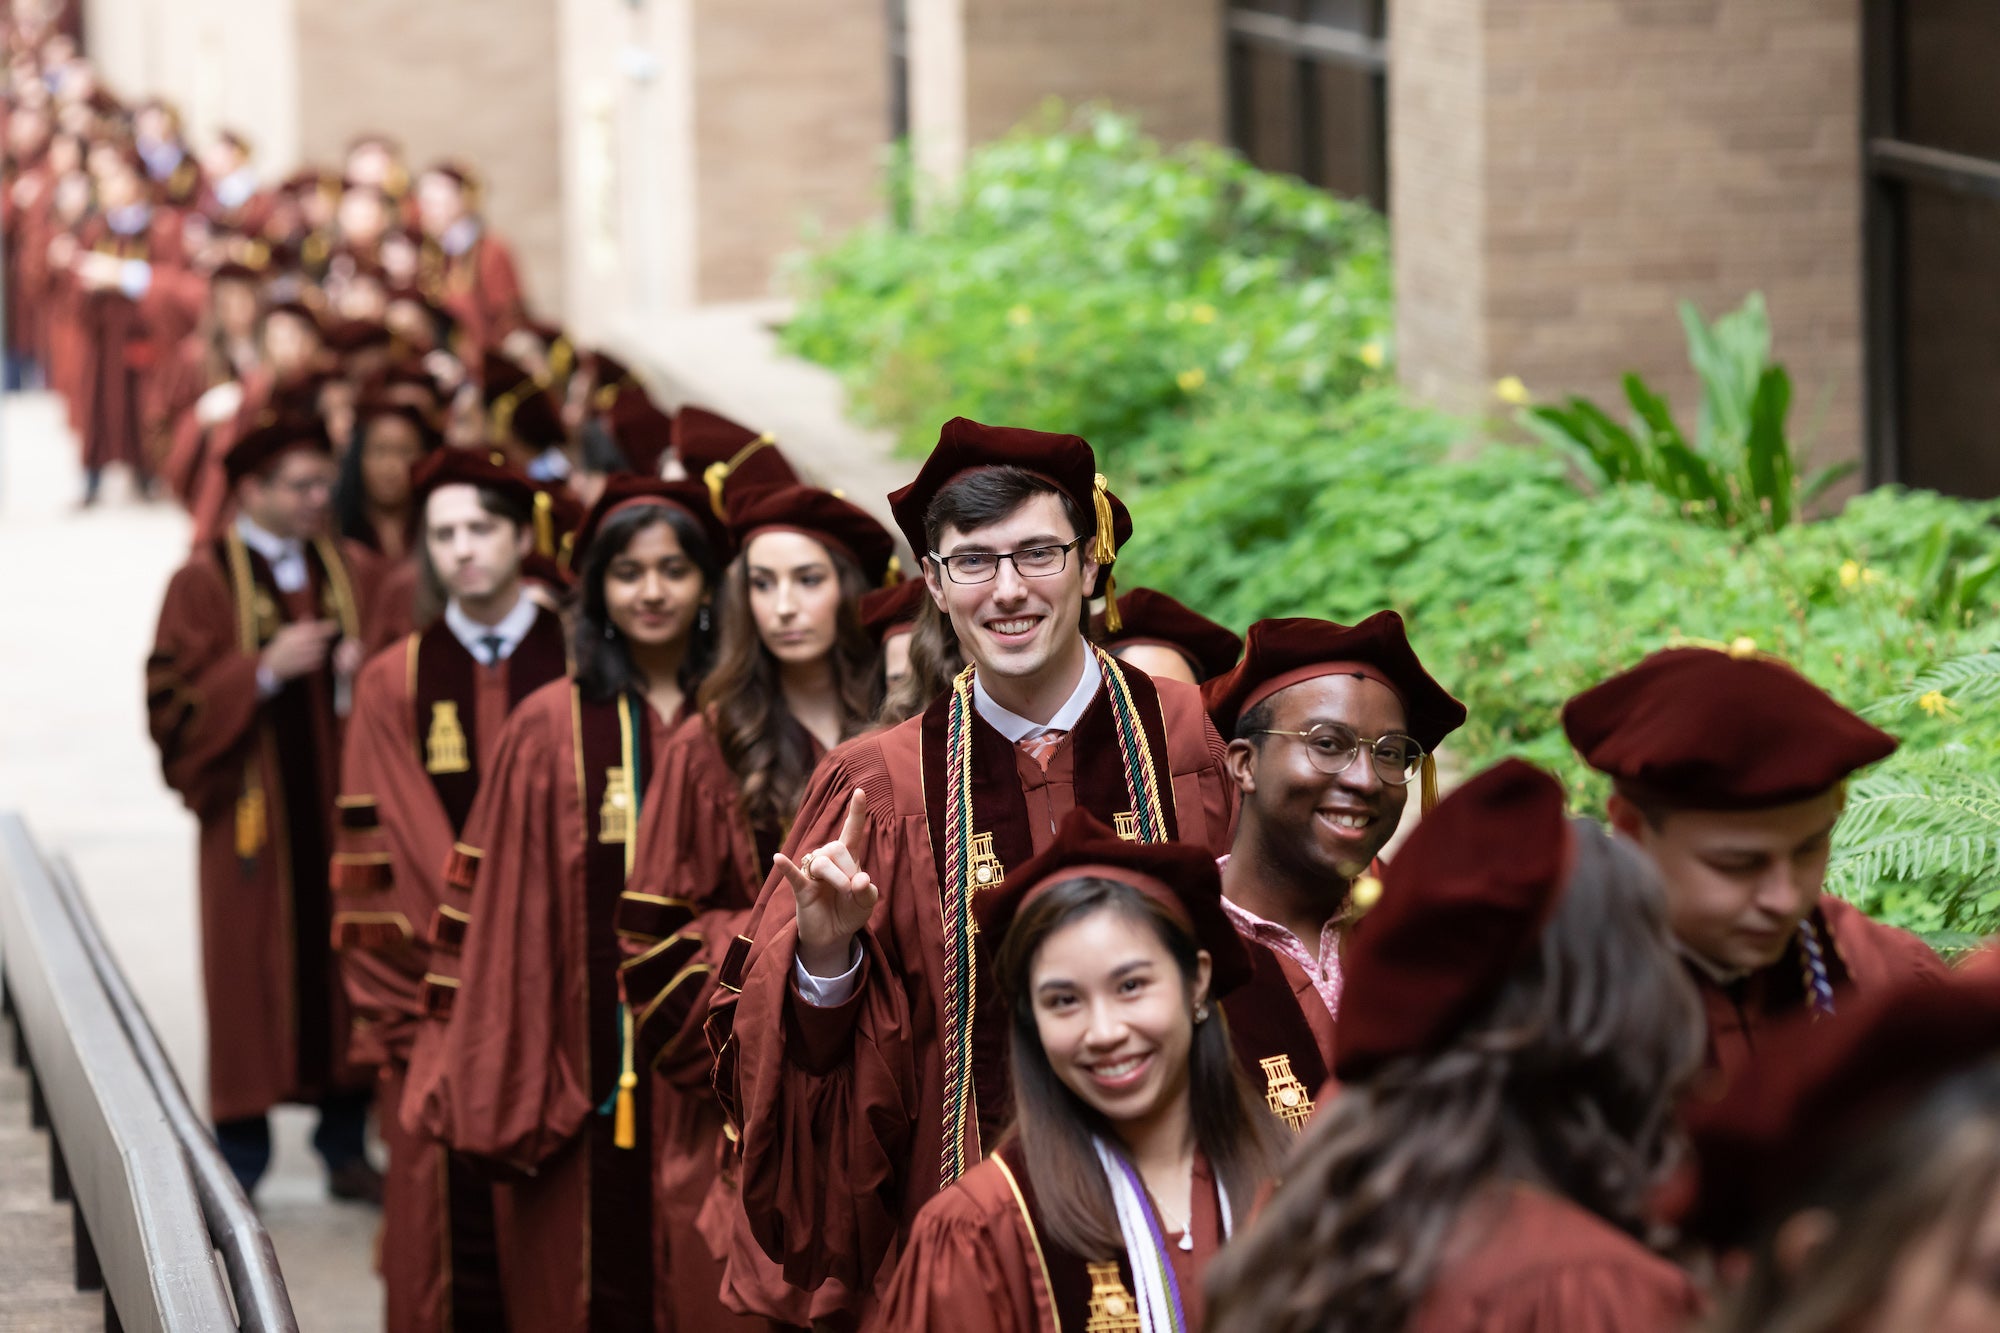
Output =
[
  {"x1": 781, "y1": 105, "x2": 1392, "y2": 475},
  {"x1": 1524, "y1": 295, "x2": 1856, "y2": 532},
  {"x1": 784, "y1": 109, "x2": 2000, "y2": 940}
]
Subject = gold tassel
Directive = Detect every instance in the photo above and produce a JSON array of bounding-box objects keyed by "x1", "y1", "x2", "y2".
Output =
[
  {"x1": 1090, "y1": 473, "x2": 1118, "y2": 565},
  {"x1": 547, "y1": 337, "x2": 574, "y2": 384},
  {"x1": 235, "y1": 780, "x2": 265, "y2": 860},
  {"x1": 703, "y1": 432, "x2": 779, "y2": 521},
  {"x1": 613, "y1": 1001, "x2": 638, "y2": 1149},
  {"x1": 533, "y1": 491, "x2": 555, "y2": 559},
  {"x1": 884, "y1": 554, "x2": 901, "y2": 588},
  {"x1": 1420, "y1": 753, "x2": 1440, "y2": 815},
  {"x1": 1102, "y1": 576, "x2": 1122, "y2": 633},
  {"x1": 703, "y1": 462, "x2": 730, "y2": 522}
]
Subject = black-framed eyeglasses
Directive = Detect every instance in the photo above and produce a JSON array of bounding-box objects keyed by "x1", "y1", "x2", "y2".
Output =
[
  {"x1": 928, "y1": 536, "x2": 1085, "y2": 585},
  {"x1": 1248, "y1": 722, "x2": 1425, "y2": 785}
]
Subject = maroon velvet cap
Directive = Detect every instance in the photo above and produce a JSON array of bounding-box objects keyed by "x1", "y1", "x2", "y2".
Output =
[
  {"x1": 728, "y1": 484, "x2": 899, "y2": 588},
  {"x1": 480, "y1": 351, "x2": 565, "y2": 451},
  {"x1": 223, "y1": 414, "x2": 332, "y2": 486},
  {"x1": 410, "y1": 444, "x2": 532, "y2": 512},
  {"x1": 1092, "y1": 588, "x2": 1243, "y2": 684},
  {"x1": 322, "y1": 318, "x2": 392, "y2": 356},
  {"x1": 892, "y1": 418, "x2": 1128, "y2": 568},
  {"x1": 1203, "y1": 613, "x2": 1466, "y2": 749},
  {"x1": 859, "y1": 578, "x2": 929, "y2": 644},
  {"x1": 671, "y1": 405, "x2": 800, "y2": 513},
  {"x1": 1563, "y1": 647, "x2": 1899, "y2": 810},
  {"x1": 1334, "y1": 759, "x2": 1572, "y2": 1080},
  {"x1": 573, "y1": 475, "x2": 733, "y2": 569},
  {"x1": 604, "y1": 393, "x2": 675, "y2": 477},
  {"x1": 1688, "y1": 971, "x2": 2000, "y2": 1249},
  {"x1": 975, "y1": 808, "x2": 1254, "y2": 999}
]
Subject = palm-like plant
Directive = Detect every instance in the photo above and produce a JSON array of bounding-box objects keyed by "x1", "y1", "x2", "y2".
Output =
[{"x1": 1523, "y1": 294, "x2": 1856, "y2": 533}]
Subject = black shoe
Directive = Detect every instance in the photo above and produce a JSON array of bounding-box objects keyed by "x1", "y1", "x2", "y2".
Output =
[{"x1": 327, "y1": 1158, "x2": 385, "y2": 1206}]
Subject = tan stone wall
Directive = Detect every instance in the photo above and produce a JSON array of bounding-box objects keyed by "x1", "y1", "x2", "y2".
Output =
[
  {"x1": 1389, "y1": 0, "x2": 1486, "y2": 420},
  {"x1": 294, "y1": 0, "x2": 566, "y2": 319},
  {"x1": 83, "y1": 0, "x2": 302, "y2": 169},
  {"x1": 1394, "y1": 0, "x2": 1865, "y2": 472},
  {"x1": 911, "y1": 0, "x2": 1226, "y2": 181},
  {"x1": 687, "y1": 0, "x2": 891, "y2": 302}
]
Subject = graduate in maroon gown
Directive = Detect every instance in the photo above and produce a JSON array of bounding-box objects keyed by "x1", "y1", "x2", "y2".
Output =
[
  {"x1": 416, "y1": 162, "x2": 526, "y2": 354},
  {"x1": 623, "y1": 485, "x2": 895, "y2": 1328},
  {"x1": 1694, "y1": 974, "x2": 2000, "y2": 1333},
  {"x1": 1206, "y1": 760, "x2": 1710, "y2": 1333},
  {"x1": 331, "y1": 400, "x2": 442, "y2": 561},
  {"x1": 331, "y1": 450, "x2": 567, "y2": 1333},
  {"x1": 1090, "y1": 587, "x2": 1241, "y2": 688},
  {"x1": 145, "y1": 415, "x2": 383, "y2": 1198},
  {"x1": 1563, "y1": 648, "x2": 1948, "y2": 1170},
  {"x1": 70, "y1": 148, "x2": 185, "y2": 504},
  {"x1": 187, "y1": 301, "x2": 328, "y2": 544},
  {"x1": 1200, "y1": 613, "x2": 1467, "y2": 1109},
  {"x1": 153, "y1": 261, "x2": 262, "y2": 505},
  {"x1": 860, "y1": 577, "x2": 928, "y2": 699},
  {"x1": 403, "y1": 475, "x2": 728, "y2": 1333},
  {"x1": 876, "y1": 811, "x2": 1282, "y2": 1332},
  {"x1": 707, "y1": 419, "x2": 1237, "y2": 1324}
]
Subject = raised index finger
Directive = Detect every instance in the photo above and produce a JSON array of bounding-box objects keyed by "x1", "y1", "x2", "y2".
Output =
[{"x1": 837, "y1": 788, "x2": 869, "y2": 850}]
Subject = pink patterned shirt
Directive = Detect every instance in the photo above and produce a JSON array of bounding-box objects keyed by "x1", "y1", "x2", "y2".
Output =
[{"x1": 1217, "y1": 855, "x2": 1344, "y2": 1020}]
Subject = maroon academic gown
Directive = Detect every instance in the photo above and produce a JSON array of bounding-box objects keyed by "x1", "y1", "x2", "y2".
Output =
[
  {"x1": 873, "y1": 1142, "x2": 1228, "y2": 1333},
  {"x1": 1406, "y1": 1184, "x2": 1704, "y2": 1333},
  {"x1": 73, "y1": 208, "x2": 186, "y2": 476},
  {"x1": 709, "y1": 661, "x2": 1236, "y2": 1325},
  {"x1": 1681, "y1": 897, "x2": 1948, "y2": 1146},
  {"x1": 332, "y1": 610, "x2": 568, "y2": 1333},
  {"x1": 423, "y1": 226, "x2": 526, "y2": 353},
  {"x1": 405, "y1": 681, "x2": 677, "y2": 1333},
  {"x1": 623, "y1": 714, "x2": 820, "y2": 1331},
  {"x1": 146, "y1": 530, "x2": 381, "y2": 1121}
]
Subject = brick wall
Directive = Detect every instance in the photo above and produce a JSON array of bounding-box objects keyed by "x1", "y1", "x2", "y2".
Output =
[
  {"x1": 1390, "y1": 0, "x2": 1487, "y2": 419},
  {"x1": 689, "y1": 0, "x2": 891, "y2": 302},
  {"x1": 1394, "y1": 0, "x2": 1865, "y2": 473},
  {"x1": 295, "y1": 0, "x2": 566, "y2": 319},
  {"x1": 912, "y1": 0, "x2": 1225, "y2": 181}
]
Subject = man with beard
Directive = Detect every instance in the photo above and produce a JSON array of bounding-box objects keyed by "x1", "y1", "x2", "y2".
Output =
[{"x1": 1203, "y1": 614, "x2": 1466, "y2": 1113}]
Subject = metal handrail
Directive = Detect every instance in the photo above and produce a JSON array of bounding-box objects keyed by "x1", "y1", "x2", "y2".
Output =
[
  {"x1": 49, "y1": 854, "x2": 300, "y2": 1333},
  {"x1": 0, "y1": 814, "x2": 294, "y2": 1331}
]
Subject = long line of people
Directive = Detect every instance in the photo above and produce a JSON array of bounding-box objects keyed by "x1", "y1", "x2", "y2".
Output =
[{"x1": 9, "y1": 11, "x2": 2000, "y2": 1333}]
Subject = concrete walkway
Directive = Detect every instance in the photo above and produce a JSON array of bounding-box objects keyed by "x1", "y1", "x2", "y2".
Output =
[{"x1": 0, "y1": 392, "x2": 380, "y2": 1331}]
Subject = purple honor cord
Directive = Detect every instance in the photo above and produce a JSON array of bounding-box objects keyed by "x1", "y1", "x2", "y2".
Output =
[{"x1": 1110, "y1": 1151, "x2": 1189, "y2": 1333}]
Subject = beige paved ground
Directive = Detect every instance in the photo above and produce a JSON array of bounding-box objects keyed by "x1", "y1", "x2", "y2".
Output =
[{"x1": 0, "y1": 392, "x2": 381, "y2": 1332}]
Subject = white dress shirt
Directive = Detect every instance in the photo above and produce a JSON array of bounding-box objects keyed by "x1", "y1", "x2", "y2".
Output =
[
  {"x1": 794, "y1": 649, "x2": 1105, "y2": 1006},
  {"x1": 239, "y1": 515, "x2": 307, "y2": 699},
  {"x1": 444, "y1": 591, "x2": 539, "y2": 666}
]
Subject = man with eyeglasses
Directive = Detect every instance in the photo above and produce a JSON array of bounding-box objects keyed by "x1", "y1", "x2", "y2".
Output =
[
  {"x1": 1203, "y1": 615, "x2": 1467, "y2": 1081},
  {"x1": 701, "y1": 417, "x2": 1238, "y2": 1324},
  {"x1": 1562, "y1": 647, "x2": 1945, "y2": 1203},
  {"x1": 147, "y1": 413, "x2": 385, "y2": 1202}
]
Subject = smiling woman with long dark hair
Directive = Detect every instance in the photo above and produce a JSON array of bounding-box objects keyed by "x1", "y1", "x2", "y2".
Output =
[
  {"x1": 404, "y1": 474, "x2": 727, "y2": 1332},
  {"x1": 871, "y1": 809, "x2": 1281, "y2": 1333},
  {"x1": 615, "y1": 483, "x2": 893, "y2": 1326}
]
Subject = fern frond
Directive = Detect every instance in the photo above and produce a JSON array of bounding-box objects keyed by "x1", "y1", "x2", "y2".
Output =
[{"x1": 1862, "y1": 647, "x2": 2000, "y2": 717}]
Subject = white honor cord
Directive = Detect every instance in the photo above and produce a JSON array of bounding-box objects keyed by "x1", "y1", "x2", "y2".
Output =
[{"x1": 1092, "y1": 1138, "x2": 1233, "y2": 1333}]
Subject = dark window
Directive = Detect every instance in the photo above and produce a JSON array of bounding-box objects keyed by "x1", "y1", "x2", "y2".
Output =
[
  {"x1": 1865, "y1": 0, "x2": 2000, "y2": 497},
  {"x1": 1225, "y1": 0, "x2": 1388, "y2": 211}
]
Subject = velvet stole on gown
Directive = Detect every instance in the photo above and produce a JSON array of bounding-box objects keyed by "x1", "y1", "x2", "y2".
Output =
[
  {"x1": 919, "y1": 659, "x2": 1180, "y2": 1167},
  {"x1": 576, "y1": 688, "x2": 658, "y2": 1332}
]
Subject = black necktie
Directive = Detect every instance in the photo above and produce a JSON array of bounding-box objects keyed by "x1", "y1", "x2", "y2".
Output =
[{"x1": 480, "y1": 634, "x2": 505, "y2": 667}]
